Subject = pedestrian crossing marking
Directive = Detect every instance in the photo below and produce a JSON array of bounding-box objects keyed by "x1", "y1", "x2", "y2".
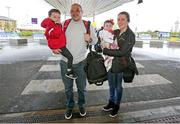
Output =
[
  {"x1": 21, "y1": 74, "x2": 172, "y2": 95},
  {"x1": 39, "y1": 62, "x2": 144, "y2": 72},
  {"x1": 39, "y1": 65, "x2": 60, "y2": 72},
  {"x1": 47, "y1": 56, "x2": 62, "y2": 61}
]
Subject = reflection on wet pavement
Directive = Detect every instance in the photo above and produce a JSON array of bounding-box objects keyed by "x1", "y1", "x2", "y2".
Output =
[
  {"x1": 133, "y1": 40, "x2": 180, "y2": 61},
  {"x1": 0, "y1": 40, "x2": 52, "y2": 63},
  {"x1": 0, "y1": 39, "x2": 180, "y2": 63}
]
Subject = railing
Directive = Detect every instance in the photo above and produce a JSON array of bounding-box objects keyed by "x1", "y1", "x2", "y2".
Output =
[
  {"x1": 0, "y1": 32, "x2": 20, "y2": 40},
  {"x1": 33, "y1": 33, "x2": 45, "y2": 40}
]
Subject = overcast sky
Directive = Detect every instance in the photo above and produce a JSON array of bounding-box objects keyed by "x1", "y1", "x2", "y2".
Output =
[{"x1": 0, "y1": 0, "x2": 180, "y2": 32}]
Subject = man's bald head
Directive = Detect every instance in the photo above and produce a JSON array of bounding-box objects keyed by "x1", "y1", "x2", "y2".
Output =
[
  {"x1": 70, "y1": 3, "x2": 83, "y2": 21},
  {"x1": 71, "y1": 3, "x2": 82, "y2": 11}
]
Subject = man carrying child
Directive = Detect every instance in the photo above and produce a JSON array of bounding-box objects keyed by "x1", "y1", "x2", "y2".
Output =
[{"x1": 42, "y1": 4, "x2": 97, "y2": 120}]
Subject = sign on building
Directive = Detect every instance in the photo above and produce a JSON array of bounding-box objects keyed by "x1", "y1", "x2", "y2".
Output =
[{"x1": 31, "y1": 18, "x2": 38, "y2": 24}]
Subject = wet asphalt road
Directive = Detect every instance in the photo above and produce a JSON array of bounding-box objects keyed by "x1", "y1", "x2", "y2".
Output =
[{"x1": 0, "y1": 39, "x2": 180, "y2": 114}]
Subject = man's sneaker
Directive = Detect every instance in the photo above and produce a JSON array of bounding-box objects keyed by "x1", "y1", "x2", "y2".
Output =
[
  {"x1": 65, "y1": 108, "x2": 73, "y2": 120},
  {"x1": 79, "y1": 107, "x2": 87, "y2": 117},
  {"x1": 102, "y1": 100, "x2": 115, "y2": 112},
  {"x1": 109, "y1": 104, "x2": 119, "y2": 118},
  {"x1": 65, "y1": 70, "x2": 78, "y2": 80}
]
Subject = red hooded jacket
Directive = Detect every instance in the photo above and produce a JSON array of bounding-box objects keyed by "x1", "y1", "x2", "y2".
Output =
[{"x1": 41, "y1": 18, "x2": 66, "y2": 49}]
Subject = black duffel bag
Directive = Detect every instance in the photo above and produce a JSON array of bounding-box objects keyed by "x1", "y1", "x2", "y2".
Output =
[{"x1": 84, "y1": 46, "x2": 107, "y2": 86}]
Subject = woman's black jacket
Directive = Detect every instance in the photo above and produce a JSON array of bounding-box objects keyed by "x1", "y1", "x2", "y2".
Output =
[{"x1": 103, "y1": 27, "x2": 138, "y2": 82}]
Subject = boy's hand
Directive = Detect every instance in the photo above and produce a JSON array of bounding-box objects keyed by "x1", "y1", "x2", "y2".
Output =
[
  {"x1": 50, "y1": 16, "x2": 59, "y2": 23},
  {"x1": 52, "y1": 49, "x2": 62, "y2": 54},
  {"x1": 55, "y1": 18, "x2": 61, "y2": 24},
  {"x1": 50, "y1": 16, "x2": 56, "y2": 22}
]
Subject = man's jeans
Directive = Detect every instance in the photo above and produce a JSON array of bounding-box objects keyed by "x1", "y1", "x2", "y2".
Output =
[
  {"x1": 60, "y1": 60, "x2": 87, "y2": 109},
  {"x1": 108, "y1": 71, "x2": 123, "y2": 105}
]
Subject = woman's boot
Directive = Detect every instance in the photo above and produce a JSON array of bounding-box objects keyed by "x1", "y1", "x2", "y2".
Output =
[
  {"x1": 102, "y1": 100, "x2": 115, "y2": 111},
  {"x1": 109, "y1": 104, "x2": 119, "y2": 117}
]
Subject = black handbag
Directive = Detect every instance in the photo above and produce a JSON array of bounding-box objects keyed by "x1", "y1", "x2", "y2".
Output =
[
  {"x1": 111, "y1": 56, "x2": 130, "y2": 73},
  {"x1": 123, "y1": 67, "x2": 135, "y2": 83}
]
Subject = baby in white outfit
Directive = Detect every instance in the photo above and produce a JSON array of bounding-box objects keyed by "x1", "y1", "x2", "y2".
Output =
[
  {"x1": 99, "y1": 20, "x2": 114, "y2": 49},
  {"x1": 99, "y1": 20, "x2": 119, "y2": 71}
]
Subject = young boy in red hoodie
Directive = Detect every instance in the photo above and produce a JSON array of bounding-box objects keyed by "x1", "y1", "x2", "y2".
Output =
[{"x1": 41, "y1": 9, "x2": 77, "y2": 80}]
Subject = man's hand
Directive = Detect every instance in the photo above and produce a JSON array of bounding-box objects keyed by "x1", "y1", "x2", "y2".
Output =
[
  {"x1": 84, "y1": 33, "x2": 92, "y2": 43},
  {"x1": 52, "y1": 49, "x2": 62, "y2": 54}
]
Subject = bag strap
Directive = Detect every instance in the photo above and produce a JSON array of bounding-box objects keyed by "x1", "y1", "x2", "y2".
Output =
[
  {"x1": 83, "y1": 20, "x2": 91, "y2": 34},
  {"x1": 97, "y1": 27, "x2": 103, "y2": 43},
  {"x1": 94, "y1": 27, "x2": 104, "y2": 53},
  {"x1": 97, "y1": 27, "x2": 103, "y2": 39},
  {"x1": 63, "y1": 19, "x2": 72, "y2": 32},
  {"x1": 85, "y1": 21, "x2": 92, "y2": 51},
  {"x1": 63, "y1": 19, "x2": 90, "y2": 33}
]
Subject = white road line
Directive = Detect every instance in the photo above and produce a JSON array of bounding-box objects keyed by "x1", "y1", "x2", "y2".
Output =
[
  {"x1": 47, "y1": 56, "x2": 62, "y2": 61},
  {"x1": 39, "y1": 62, "x2": 144, "y2": 72},
  {"x1": 39, "y1": 65, "x2": 60, "y2": 72},
  {"x1": 21, "y1": 74, "x2": 172, "y2": 95},
  {"x1": 136, "y1": 63, "x2": 144, "y2": 68},
  {"x1": 21, "y1": 79, "x2": 64, "y2": 95}
]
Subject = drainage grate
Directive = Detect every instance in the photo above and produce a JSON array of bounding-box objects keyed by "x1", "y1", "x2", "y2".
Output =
[
  {"x1": 0, "y1": 114, "x2": 65, "y2": 123},
  {"x1": 0, "y1": 109, "x2": 107, "y2": 123},
  {"x1": 143, "y1": 115, "x2": 180, "y2": 123},
  {"x1": 3, "y1": 111, "x2": 180, "y2": 123}
]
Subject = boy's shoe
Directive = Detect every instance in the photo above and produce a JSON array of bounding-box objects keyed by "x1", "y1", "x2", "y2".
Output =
[
  {"x1": 109, "y1": 104, "x2": 119, "y2": 118},
  {"x1": 79, "y1": 107, "x2": 87, "y2": 117},
  {"x1": 65, "y1": 70, "x2": 78, "y2": 80},
  {"x1": 65, "y1": 108, "x2": 73, "y2": 120},
  {"x1": 102, "y1": 100, "x2": 115, "y2": 112}
]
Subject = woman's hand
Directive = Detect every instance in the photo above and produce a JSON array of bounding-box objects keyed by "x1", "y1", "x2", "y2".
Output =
[
  {"x1": 52, "y1": 49, "x2": 62, "y2": 54},
  {"x1": 101, "y1": 44, "x2": 105, "y2": 50},
  {"x1": 101, "y1": 42, "x2": 108, "y2": 50}
]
